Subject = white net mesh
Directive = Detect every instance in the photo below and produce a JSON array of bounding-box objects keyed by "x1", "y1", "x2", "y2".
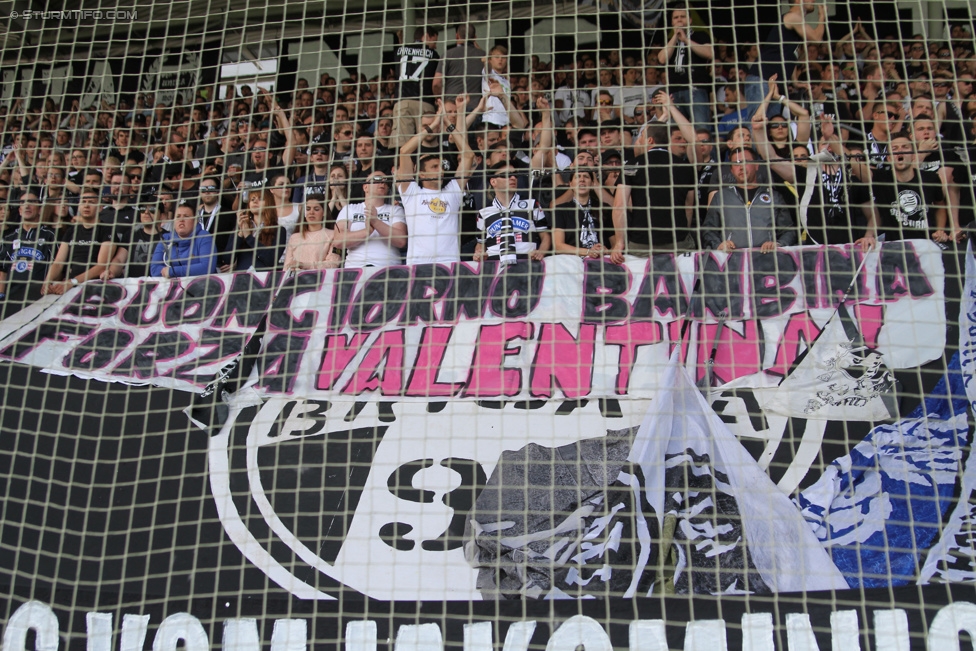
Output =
[{"x1": 0, "y1": 0, "x2": 975, "y2": 649}]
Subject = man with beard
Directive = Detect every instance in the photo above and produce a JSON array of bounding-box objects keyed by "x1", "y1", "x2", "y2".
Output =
[
  {"x1": 856, "y1": 131, "x2": 952, "y2": 248},
  {"x1": 701, "y1": 147, "x2": 797, "y2": 251}
]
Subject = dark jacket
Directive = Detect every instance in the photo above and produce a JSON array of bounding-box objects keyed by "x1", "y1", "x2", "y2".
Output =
[{"x1": 702, "y1": 185, "x2": 797, "y2": 250}]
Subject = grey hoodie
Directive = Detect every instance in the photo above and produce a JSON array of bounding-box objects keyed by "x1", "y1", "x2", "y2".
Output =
[{"x1": 701, "y1": 184, "x2": 797, "y2": 250}]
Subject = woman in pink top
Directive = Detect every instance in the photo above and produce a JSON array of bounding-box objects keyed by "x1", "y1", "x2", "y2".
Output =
[{"x1": 283, "y1": 193, "x2": 342, "y2": 270}]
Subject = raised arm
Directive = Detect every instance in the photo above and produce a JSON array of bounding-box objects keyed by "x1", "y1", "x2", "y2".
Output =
[
  {"x1": 265, "y1": 90, "x2": 295, "y2": 169},
  {"x1": 751, "y1": 111, "x2": 796, "y2": 183},
  {"x1": 396, "y1": 131, "x2": 423, "y2": 194},
  {"x1": 785, "y1": 2, "x2": 826, "y2": 44},
  {"x1": 530, "y1": 96, "x2": 554, "y2": 171},
  {"x1": 451, "y1": 95, "x2": 475, "y2": 189}
]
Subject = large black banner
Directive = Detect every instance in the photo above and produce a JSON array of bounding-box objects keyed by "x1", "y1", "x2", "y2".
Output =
[{"x1": 1, "y1": 247, "x2": 975, "y2": 649}]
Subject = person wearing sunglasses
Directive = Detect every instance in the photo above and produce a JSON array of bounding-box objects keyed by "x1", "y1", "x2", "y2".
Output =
[
  {"x1": 333, "y1": 173, "x2": 407, "y2": 268},
  {"x1": 473, "y1": 162, "x2": 550, "y2": 264},
  {"x1": 197, "y1": 177, "x2": 235, "y2": 252},
  {"x1": 867, "y1": 100, "x2": 903, "y2": 168},
  {"x1": 0, "y1": 189, "x2": 58, "y2": 318},
  {"x1": 292, "y1": 144, "x2": 333, "y2": 204}
]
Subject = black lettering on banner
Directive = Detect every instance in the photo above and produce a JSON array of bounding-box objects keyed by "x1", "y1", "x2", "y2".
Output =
[
  {"x1": 60, "y1": 283, "x2": 126, "y2": 319},
  {"x1": 111, "y1": 331, "x2": 195, "y2": 380},
  {"x1": 349, "y1": 266, "x2": 411, "y2": 332},
  {"x1": 401, "y1": 264, "x2": 454, "y2": 326},
  {"x1": 877, "y1": 241, "x2": 935, "y2": 300},
  {"x1": 269, "y1": 271, "x2": 323, "y2": 331},
  {"x1": 489, "y1": 260, "x2": 544, "y2": 319},
  {"x1": 442, "y1": 261, "x2": 496, "y2": 322},
  {"x1": 821, "y1": 247, "x2": 859, "y2": 306},
  {"x1": 173, "y1": 329, "x2": 247, "y2": 384},
  {"x1": 0, "y1": 320, "x2": 95, "y2": 360},
  {"x1": 211, "y1": 272, "x2": 279, "y2": 328},
  {"x1": 256, "y1": 333, "x2": 310, "y2": 394},
  {"x1": 381, "y1": 458, "x2": 487, "y2": 552},
  {"x1": 120, "y1": 280, "x2": 178, "y2": 327},
  {"x1": 581, "y1": 258, "x2": 631, "y2": 324},
  {"x1": 266, "y1": 400, "x2": 332, "y2": 439},
  {"x1": 327, "y1": 268, "x2": 362, "y2": 331},
  {"x1": 63, "y1": 328, "x2": 134, "y2": 370},
  {"x1": 163, "y1": 276, "x2": 225, "y2": 326},
  {"x1": 698, "y1": 251, "x2": 745, "y2": 318},
  {"x1": 632, "y1": 254, "x2": 688, "y2": 319},
  {"x1": 798, "y1": 249, "x2": 822, "y2": 309},
  {"x1": 750, "y1": 250, "x2": 798, "y2": 318}
]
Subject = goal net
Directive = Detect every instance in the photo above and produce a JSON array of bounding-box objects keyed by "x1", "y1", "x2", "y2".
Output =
[{"x1": 0, "y1": 0, "x2": 974, "y2": 649}]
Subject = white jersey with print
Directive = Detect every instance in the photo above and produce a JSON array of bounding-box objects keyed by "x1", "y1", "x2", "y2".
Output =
[
  {"x1": 400, "y1": 179, "x2": 464, "y2": 265},
  {"x1": 336, "y1": 202, "x2": 407, "y2": 268}
]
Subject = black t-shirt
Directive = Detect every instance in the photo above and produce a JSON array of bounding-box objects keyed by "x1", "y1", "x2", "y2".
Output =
[
  {"x1": 622, "y1": 148, "x2": 695, "y2": 247},
  {"x1": 417, "y1": 140, "x2": 460, "y2": 174},
  {"x1": 0, "y1": 223, "x2": 58, "y2": 305},
  {"x1": 62, "y1": 221, "x2": 113, "y2": 279},
  {"x1": 394, "y1": 43, "x2": 440, "y2": 103},
  {"x1": 553, "y1": 199, "x2": 604, "y2": 250},
  {"x1": 870, "y1": 168, "x2": 945, "y2": 241},
  {"x1": 793, "y1": 163, "x2": 858, "y2": 245},
  {"x1": 98, "y1": 204, "x2": 137, "y2": 248},
  {"x1": 667, "y1": 30, "x2": 712, "y2": 87},
  {"x1": 127, "y1": 228, "x2": 160, "y2": 278},
  {"x1": 755, "y1": 16, "x2": 805, "y2": 82}
]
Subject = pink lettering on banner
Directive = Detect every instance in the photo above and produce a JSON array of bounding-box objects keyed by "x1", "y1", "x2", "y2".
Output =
[
  {"x1": 404, "y1": 326, "x2": 464, "y2": 397},
  {"x1": 698, "y1": 320, "x2": 762, "y2": 385},
  {"x1": 769, "y1": 311, "x2": 822, "y2": 376},
  {"x1": 316, "y1": 333, "x2": 370, "y2": 390},
  {"x1": 605, "y1": 322, "x2": 664, "y2": 395},
  {"x1": 529, "y1": 323, "x2": 597, "y2": 399},
  {"x1": 462, "y1": 322, "x2": 534, "y2": 398},
  {"x1": 853, "y1": 304, "x2": 885, "y2": 349},
  {"x1": 343, "y1": 329, "x2": 406, "y2": 395}
]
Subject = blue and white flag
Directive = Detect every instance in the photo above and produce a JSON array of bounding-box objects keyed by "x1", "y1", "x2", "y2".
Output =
[
  {"x1": 796, "y1": 350, "x2": 970, "y2": 588},
  {"x1": 918, "y1": 243, "x2": 976, "y2": 584}
]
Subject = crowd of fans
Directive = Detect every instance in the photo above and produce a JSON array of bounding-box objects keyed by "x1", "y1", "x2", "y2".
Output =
[{"x1": 1, "y1": 2, "x2": 975, "y2": 319}]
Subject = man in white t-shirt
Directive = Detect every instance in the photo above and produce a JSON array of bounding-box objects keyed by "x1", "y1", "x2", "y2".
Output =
[
  {"x1": 396, "y1": 95, "x2": 474, "y2": 265},
  {"x1": 334, "y1": 172, "x2": 408, "y2": 268}
]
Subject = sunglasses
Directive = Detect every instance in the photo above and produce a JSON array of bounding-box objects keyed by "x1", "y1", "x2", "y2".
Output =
[
  {"x1": 599, "y1": 100, "x2": 612, "y2": 106},
  {"x1": 200, "y1": 186, "x2": 218, "y2": 192},
  {"x1": 365, "y1": 178, "x2": 388, "y2": 184},
  {"x1": 769, "y1": 122, "x2": 788, "y2": 129},
  {"x1": 251, "y1": 146, "x2": 266, "y2": 152},
  {"x1": 492, "y1": 172, "x2": 517, "y2": 179}
]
